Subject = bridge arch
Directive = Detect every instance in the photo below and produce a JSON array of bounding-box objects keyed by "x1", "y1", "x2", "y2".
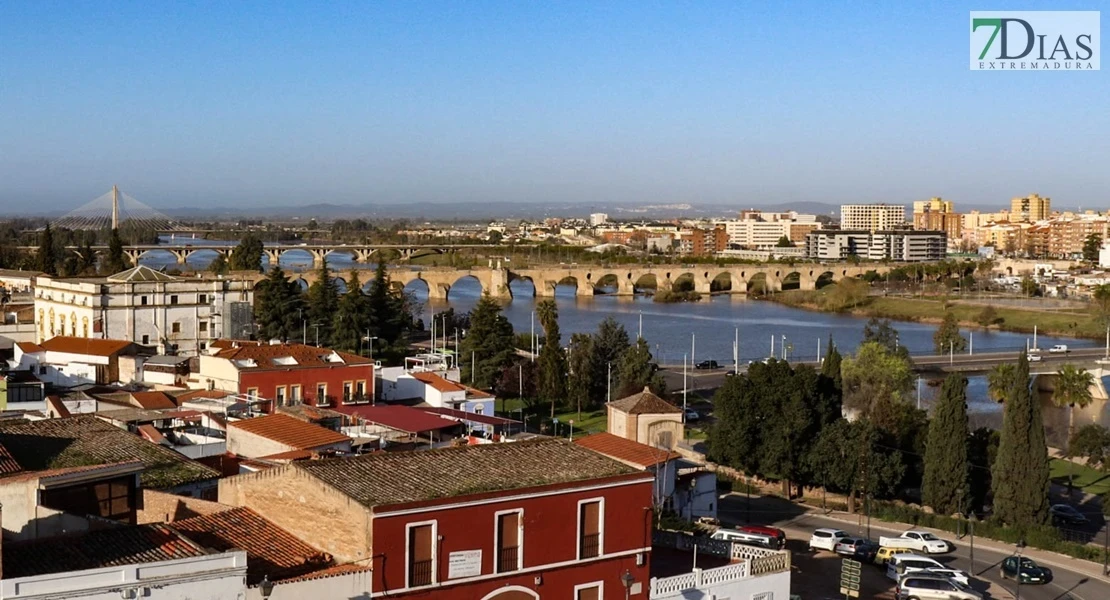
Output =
[
  {"x1": 780, "y1": 270, "x2": 802, "y2": 291},
  {"x1": 594, "y1": 273, "x2": 620, "y2": 294},
  {"x1": 816, "y1": 270, "x2": 836, "y2": 289},
  {"x1": 669, "y1": 272, "x2": 696, "y2": 293},
  {"x1": 747, "y1": 272, "x2": 770, "y2": 295},
  {"x1": 710, "y1": 271, "x2": 732, "y2": 292},
  {"x1": 275, "y1": 248, "x2": 315, "y2": 269},
  {"x1": 448, "y1": 274, "x2": 484, "y2": 300},
  {"x1": 633, "y1": 273, "x2": 658, "y2": 293},
  {"x1": 508, "y1": 276, "x2": 537, "y2": 298}
]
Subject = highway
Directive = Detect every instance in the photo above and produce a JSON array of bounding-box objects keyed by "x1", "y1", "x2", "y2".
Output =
[{"x1": 720, "y1": 494, "x2": 1109, "y2": 600}]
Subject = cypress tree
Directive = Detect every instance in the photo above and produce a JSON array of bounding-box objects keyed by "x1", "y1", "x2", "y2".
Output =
[
  {"x1": 102, "y1": 228, "x2": 130, "y2": 274},
  {"x1": 536, "y1": 300, "x2": 568, "y2": 416},
  {"x1": 991, "y1": 351, "x2": 1051, "y2": 526},
  {"x1": 36, "y1": 224, "x2": 58, "y2": 275},
  {"x1": 922, "y1": 374, "x2": 970, "y2": 515},
  {"x1": 254, "y1": 267, "x2": 304, "y2": 342},
  {"x1": 821, "y1": 335, "x2": 842, "y2": 391},
  {"x1": 331, "y1": 271, "x2": 371, "y2": 353},
  {"x1": 305, "y1": 259, "x2": 339, "y2": 347}
]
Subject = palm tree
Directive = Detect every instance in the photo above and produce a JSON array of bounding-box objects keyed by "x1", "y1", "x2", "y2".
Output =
[
  {"x1": 1054, "y1": 364, "x2": 1096, "y2": 490},
  {"x1": 987, "y1": 363, "x2": 1016, "y2": 402}
]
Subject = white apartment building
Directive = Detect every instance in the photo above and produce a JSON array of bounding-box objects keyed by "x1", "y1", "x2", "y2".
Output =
[
  {"x1": 33, "y1": 266, "x2": 255, "y2": 355},
  {"x1": 805, "y1": 230, "x2": 945, "y2": 262},
  {"x1": 589, "y1": 212, "x2": 609, "y2": 226},
  {"x1": 713, "y1": 211, "x2": 818, "y2": 248},
  {"x1": 840, "y1": 204, "x2": 906, "y2": 231}
]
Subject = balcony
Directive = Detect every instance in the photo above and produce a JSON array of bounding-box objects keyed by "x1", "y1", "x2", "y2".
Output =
[
  {"x1": 409, "y1": 559, "x2": 433, "y2": 587},
  {"x1": 497, "y1": 546, "x2": 519, "y2": 573},
  {"x1": 579, "y1": 532, "x2": 600, "y2": 559}
]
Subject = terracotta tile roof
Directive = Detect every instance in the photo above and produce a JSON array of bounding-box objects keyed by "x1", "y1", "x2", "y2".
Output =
[
  {"x1": 174, "y1": 389, "x2": 237, "y2": 402},
  {"x1": 0, "y1": 416, "x2": 219, "y2": 490},
  {"x1": 229, "y1": 414, "x2": 350, "y2": 450},
  {"x1": 574, "y1": 432, "x2": 682, "y2": 469},
  {"x1": 211, "y1": 340, "x2": 372, "y2": 370},
  {"x1": 332, "y1": 404, "x2": 461, "y2": 434},
  {"x1": 411, "y1": 371, "x2": 466, "y2": 393},
  {"x1": 0, "y1": 442, "x2": 24, "y2": 475},
  {"x1": 39, "y1": 336, "x2": 135, "y2": 357},
  {"x1": 256, "y1": 449, "x2": 316, "y2": 461},
  {"x1": 277, "y1": 563, "x2": 372, "y2": 583},
  {"x1": 138, "y1": 424, "x2": 166, "y2": 444},
  {"x1": 171, "y1": 507, "x2": 332, "y2": 584},
  {"x1": 2, "y1": 524, "x2": 207, "y2": 579},
  {"x1": 276, "y1": 403, "x2": 347, "y2": 423},
  {"x1": 16, "y1": 341, "x2": 44, "y2": 353},
  {"x1": 130, "y1": 391, "x2": 178, "y2": 410},
  {"x1": 295, "y1": 438, "x2": 637, "y2": 508},
  {"x1": 0, "y1": 460, "x2": 145, "y2": 483},
  {"x1": 608, "y1": 386, "x2": 682, "y2": 415}
]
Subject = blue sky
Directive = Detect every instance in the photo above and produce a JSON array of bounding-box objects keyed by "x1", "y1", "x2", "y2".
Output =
[{"x1": 0, "y1": 1, "x2": 1105, "y2": 211}]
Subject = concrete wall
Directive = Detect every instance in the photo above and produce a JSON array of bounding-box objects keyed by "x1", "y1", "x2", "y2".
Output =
[
  {"x1": 0, "y1": 477, "x2": 105, "y2": 542},
  {"x1": 137, "y1": 489, "x2": 232, "y2": 524},
  {"x1": 245, "y1": 569, "x2": 372, "y2": 600},
  {"x1": 219, "y1": 466, "x2": 373, "y2": 564},
  {"x1": 607, "y1": 406, "x2": 628, "y2": 438},
  {"x1": 637, "y1": 414, "x2": 683, "y2": 449}
]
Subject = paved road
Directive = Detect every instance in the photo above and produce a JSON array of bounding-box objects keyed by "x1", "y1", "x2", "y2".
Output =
[{"x1": 718, "y1": 494, "x2": 1110, "y2": 600}]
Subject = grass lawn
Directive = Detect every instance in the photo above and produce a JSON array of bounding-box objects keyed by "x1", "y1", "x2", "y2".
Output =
[
  {"x1": 496, "y1": 397, "x2": 608, "y2": 438},
  {"x1": 1049, "y1": 458, "x2": 1110, "y2": 496}
]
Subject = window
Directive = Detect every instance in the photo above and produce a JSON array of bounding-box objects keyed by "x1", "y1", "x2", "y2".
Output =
[
  {"x1": 275, "y1": 386, "x2": 287, "y2": 406},
  {"x1": 198, "y1": 294, "x2": 207, "y2": 304},
  {"x1": 39, "y1": 366, "x2": 47, "y2": 375},
  {"x1": 171, "y1": 322, "x2": 181, "y2": 334},
  {"x1": 343, "y1": 381, "x2": 353, "y2": 403},
  {"x1": 316, "y1": 383, "x2": 328, "y2": 405},
  {"x1": 407, "y1": 522, "x2": 436, "y2": 587},
  {"x1": 200, "y1": 342, "x2": 207, "y2": 351},
  {"x1": 578, "y1": 499, "x2": 603, "y2": 559},
  {"x1": 199, "y1": 321, "x2": 208, "y2": 333},
  {"x1": 170, "y1": 295, "x2": 178, "y2": 305},
  {"x1": 575, "y1": 583, "x2": 603, "y2": 600},
  {"x1": 141, "y1": 334, "x2": 150, "y2": 345},
  {"x1": 355, "y1": 380, "x2": 365, "y2": 399},
  {"x1": 141, "y1": 296, "x2": 148, "y2": 306},
  {"x1": 290, "y1": 385, "x2": 301, "y2": 402},
  {"x1": 40, "y1": 475, "x2": 134, "y2": 523},
  {"x1": 495, "y1": 510, "x2": 523, "y2": 573},
  {"x1": 247, "y1": 387, "x2": 259, "y2": 398},
  {"x1": 474, "y1": 404, "x2": 484, "y2": 415}
]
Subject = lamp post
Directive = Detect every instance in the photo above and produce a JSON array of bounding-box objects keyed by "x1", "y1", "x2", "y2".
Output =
[
  {"x1": 620, "y1": 569, "x2": 635, "y2": 600},
  {"x1": 1015, "y1": 538, "x2": 1026, "y2": 600},
  {"x1": 365, "y1": 335, "x2": 378, "y2": 361},
  {"x1": 259, "y1": 575, "x2": 274, "y2": 599}
]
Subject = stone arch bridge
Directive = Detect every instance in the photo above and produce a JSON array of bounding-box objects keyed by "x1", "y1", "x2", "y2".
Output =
[{"x1": 287, "y1": 263, "x2": 890, "y2": 300}]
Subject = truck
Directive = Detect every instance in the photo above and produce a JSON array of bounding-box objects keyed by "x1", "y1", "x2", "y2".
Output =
[{"x1": 878, "y1": 531, "x2": 950, "y2": 554}]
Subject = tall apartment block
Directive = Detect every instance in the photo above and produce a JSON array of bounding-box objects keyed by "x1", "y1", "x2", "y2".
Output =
[
  {"x1": 839, "y1": 204, "x2": 906, "y2": 231},
  {"x1": 1010, "y1": 194, "x2": 1051, "y2": 222}
]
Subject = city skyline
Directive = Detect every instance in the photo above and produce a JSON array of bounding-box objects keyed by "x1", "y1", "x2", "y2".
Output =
[{"x1": 1, "y1": 1, "x2": 1106, "y2": 211}]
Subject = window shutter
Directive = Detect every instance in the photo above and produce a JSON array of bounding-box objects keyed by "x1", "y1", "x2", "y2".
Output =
[
  {"x1": 583, "y1": 502, "x2": 600, "y2": 536},
  {"x1": 498, "y1": 512, "x2": 519, "y2": 549},
  {"x1": 576, "y1": 585, "x2": 601, "y2": 600}
]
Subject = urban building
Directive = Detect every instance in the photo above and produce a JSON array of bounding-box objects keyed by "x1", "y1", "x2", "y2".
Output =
[
  {"x1": 219, "y1": 438, "x2": 656, "y2": 599},
  {"x1": 193, "y1": 340, "x2": 374, "y2": 410},
  {"x1": 12, "y1": 336, "x2": 138, "y2": 386},
  {"x1": 607, "y1": 387, "x2": 684, "y2": 450},
  {"x1": 1011, "y1": 193, "x2": 1051, "y2": 222},
  {"x1": 912, "y1": 197, "x2": 962, "y2": 243},
  {"x1": 688, "y1": 227, "x2": 729, "y2": 257},
  {"x1": 713, "y1": 211, "x2": 818, "y2": 249},
  {"x1": 33, "y1": 265, "x2": 255, "y2": 355},
  {"x1": 226, "y1": 413, "x2": 353, "y2": 459},
  {"x1": 590, "y1": 213, "x2": 609, "y2": 226},
  {"x1": 805, "y1": 230, "x2": 946, "y2": 262},
  {"x1": 839, "y1": 204, "x2": 906, "y2": 231}
]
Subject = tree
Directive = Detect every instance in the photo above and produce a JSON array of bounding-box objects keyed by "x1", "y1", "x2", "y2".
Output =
[
  {"x1": 253, "y1": 267, "x2": 304, "y2": 342},
  {"x1": 976, "y1": 305, "x2": 1000, "y2": 327},
  {"x1": 1070, "y1": 424, "x2": 1110, "y2": 471},
  {"x1": 824, "y1": 278, "x2": 869, "y2": 311},
  {"x1": 922, "y1": 374, "x2": 970, "y2": 515},
  {"x1": 494, "y1": 359, "x2": 538, "y2": 410},
  {"x1": 933, "y1": 311, "x2": 967, "y2": 354},
  {"x1": 536, "y1": 300, "x2": 568, "y2": 416},
  {"x1": 228, "y1": 234, "x2": 264, "y2": 272},
  {"x1": 841, "y1": 341, "x2": 914, "y2": 424},
  {"x1": 208, "y1": 253, "x2": 229, "y2": 275},
  {"x1": 1083, "y1": 233, "x2": 1102, "y2": 262},
  {"x1": 592, "y1": 318, "x2": 631, "y2": 403},
  {"x1": 567, "y1": 333, "x2": 597, "y2": 415},
  {"x1": 987, "y1": 363, "x2": 1015, "y2": 402},
  {"x1": 775, "y1": 235, "x2": 794, "y2": 248},
  {"x1": 331, "y1": 271, "x2": 372, "y2": 353},
  {"x1": 1093, "y1": 284, "x2": 1110, "y2": 329},
  {"x1": 459, "y1": 294, "x2": 516, "y2": 389},
  {"x1": 821, "y1": 336, "x2": 842, "y2": 392},
  {"x1": 100, "y1": 228, "x2": 131, "y2": 274},
  {"x1": 991, "y1": 351, "x2": 1050, "y2": 527},
  {"x1": 1020, "y1": 275, "x2": 1039, "y2": 297},
  {"x1": 1053, "y1": 363, "x2": 1095, "y2": 489},
  {"x1": 617, "y1": 338, "x2": 666, "y2": 398},
  {"x1": 967, "y1": 427, "x2": 1000, "y2": 514},
  {"x1": 36, "y1": 225, "x2": 58, "y2": 275},
  {"x1": 75, "y1": 240, "x2": 97, "y2": 275},
  {"x1": 305, "y1": 259, "x2": 339, "y2": 347},
  {"x1": 862, "y1": 317, "x2": 911, "y2": 361},
  {"x1": 808, "y1": 418, "x2": 905, "y2": 504}
]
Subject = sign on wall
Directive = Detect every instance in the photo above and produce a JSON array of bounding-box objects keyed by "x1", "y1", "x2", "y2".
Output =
[{"x1": 447, "y1": 549, "x2": 482, "y2": 579}]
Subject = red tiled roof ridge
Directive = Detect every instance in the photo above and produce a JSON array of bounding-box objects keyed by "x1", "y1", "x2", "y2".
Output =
[
  {"x1": 38, "y1": 336, "x2": 134, "y2": 357},
  {"x1": 574, "y1": 432, "x2": 682, "y2": 469},
  {"x1": 229, "y1": 414, "x2": 350, "y2": 450}
]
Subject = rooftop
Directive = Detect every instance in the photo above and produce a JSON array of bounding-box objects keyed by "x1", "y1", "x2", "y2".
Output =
[
  {"x1": 171, "y1": 507, "x2": 332, "y2": 584},
  {"x1": 608, "y1": 386, "x2": 682, "y2": 415},
  {"x1": 106, "y1": 265, "x2": 179, "y2": 283},
  {"x1": 574, "y1": 432, "x2": 682, "y2": 469},
  {"x1": 3, "y1": 524, "x2": 207, "y2": 579},
  {"x1": 229, "y1": 414, "x2": 350, "y2": 450},
  {"x1": 411, "y1": 371, "x2": 465, "y2": 393},
  {"x1": 0, "y1": 415, "x2": 219, "y2": 490},
  {"x1": 331, "y1": 404, "x2": 461, "y2": 434},
  {"x1": 15, "y1": 341, "x2": 44, "y2": 354},
  {"x1": 210, "y1": 340, "x2": 372, "y2": 370},
  {"x1": 0, "y1": 442, "x2": 23, "y2": 475},
  {"x1": 295, "y1": 438, "x2": 638, "y2": 508},
  {"x1": 38, "y1": 336, "x2": 135, "y2": 358},
  {"x1": 419, "y1": 406, "x2": 519, "y2": 427}
]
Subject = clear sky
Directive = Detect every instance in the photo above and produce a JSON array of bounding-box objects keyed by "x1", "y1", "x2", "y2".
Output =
[{"x1": 0, "y1": 1, "x2": 1105, "y2": 212}]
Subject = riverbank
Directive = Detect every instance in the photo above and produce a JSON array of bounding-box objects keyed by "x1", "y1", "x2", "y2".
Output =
[{"x1": 770, "y1": 288, "x2": 1104, "y2": 341}]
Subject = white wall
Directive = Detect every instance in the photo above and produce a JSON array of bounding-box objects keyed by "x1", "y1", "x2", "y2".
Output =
[
  {"x1": 649, "y1": 565, "x2": 790, "y2": 600},
  {"x1": 245, "y1": 569, "x2": 372, "y2": 600}
]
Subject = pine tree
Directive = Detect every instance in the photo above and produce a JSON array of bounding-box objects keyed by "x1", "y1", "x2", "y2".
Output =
[
  {"x1": 254, "y1": 267, "x2": 304, "y2": 342},
  {"x1": 36, "y1": 224, "x2": 58, "y2": 275},
  {"x1": 933, "y1": 311, "x2": 967, "y2": 354},
  {"x1": 228, "y1": 234, "x2": 264, "y2": 272},
  {"x1": 208, "y1": 253, "x2": 229, "y2": 275},
  {"x1": 101, "y1": 228, "x2": 130, "y2": 274},
  {"x1": 567, "y1": 333, "x2": 597, "y2": 415},
  {"x1": 617, "y1": 338, "x2": 665, "y2": 398},
  {"x1": 459, "y1": 294, "x2": 516, "y2": 389},
  {"x1": 991, "y1": 351, "x2": 1051, "y2": 526},
  {"x1": 305, "y1": 259, "x2": 339, "y2": 347},
  {"x1": 535, "y1": 300, "x2": 568, "y2": 417},
  {"x1": 591, "y1": 317, "x2": 631, "y2": 402},
  {"x1": 922, "y1": 374, "x2": 970, "y2": 515},
  {"x1": 331, "y1": 271, "x2": 372, "y2": 353},
  {"x1": 76, "y1": 240, "x2": 97, "y2": 275}
]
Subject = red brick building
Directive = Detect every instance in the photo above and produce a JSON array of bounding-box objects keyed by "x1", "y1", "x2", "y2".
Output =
[
  {"x1": 197, "y1": 340, "x2": 374, "y2": 410},
  {"x1": 219, "y1": 438, "x2": 655, "y2": 599},
  {"x1": 689, "y1": 227, "x2": 728, "y2": 257}
]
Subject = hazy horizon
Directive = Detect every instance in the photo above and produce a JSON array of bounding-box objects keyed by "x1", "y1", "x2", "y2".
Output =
[{"x1": 1, "y1": 2, "x2": 1106, "y2": 212}]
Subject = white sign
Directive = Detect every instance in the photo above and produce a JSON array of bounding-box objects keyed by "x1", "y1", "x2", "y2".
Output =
[{"x1": 447, "y1": 549, "x2": 482, "y2": 579}]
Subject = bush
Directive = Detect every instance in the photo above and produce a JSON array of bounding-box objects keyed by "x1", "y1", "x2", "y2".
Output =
[{"x1": 977, "y1": 305, "x2": 1003, "y2": 327}]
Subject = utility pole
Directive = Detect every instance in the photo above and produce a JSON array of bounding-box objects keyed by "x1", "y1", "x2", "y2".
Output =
[
  {"x1": 607, "y1": 362, "x2": 612, "y2": 404},
  {"x1": 530, "y1": 311, "x2": 535, "y2": 362},
  {"x1": 683, "y1": 354, "x2": 688, "y2": 412},
  {"x1": 639, "y1": 310, "x2": 643, "y2": 340},
  {"x1": 691, "y1": 333, "x2": 695, "y2": 368}
]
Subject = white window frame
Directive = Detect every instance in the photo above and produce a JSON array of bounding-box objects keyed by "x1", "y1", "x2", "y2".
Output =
[
  {"x1": 575, "y1": 497, "x2": 605, "y2": 560},
  {"x1": 405, "y1": 519, "x2": 438, "y2": 588},
  {"x1": 290, "y1": 385, "x2": 301, "y2": 402},
  {"x1": 573, "y1": 581, "x2": 604, "y2": 600},
  {"x1": 275, "y1": 386, "x2": 287, "y2": 406},
  {"x1": 493, "y1": 508, "x2": 524, "y2": 573},
  {"x1": 751, "y1": 592, "x2": 773, "y2": 600}
]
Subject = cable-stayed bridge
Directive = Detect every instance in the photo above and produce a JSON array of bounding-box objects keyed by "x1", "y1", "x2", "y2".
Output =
[{"x1": 51, "y1": 186, "x2": 181, "y2": 231}]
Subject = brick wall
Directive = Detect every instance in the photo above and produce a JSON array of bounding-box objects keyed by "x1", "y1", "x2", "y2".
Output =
[
  {"x1": 219, "y1": 466, "x2": 373, "y2": 564},
  {"x1": 138, "y1": 489, "x2": 232, "y2": 524}
]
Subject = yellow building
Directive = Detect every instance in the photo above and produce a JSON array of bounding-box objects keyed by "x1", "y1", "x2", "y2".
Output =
[{"x1": 1010, "y1": 194, "x2": 1051, "y2": 222}]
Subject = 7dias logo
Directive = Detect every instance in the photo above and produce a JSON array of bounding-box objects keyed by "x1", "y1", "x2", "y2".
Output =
[{"x1": 970, "y1": 11, "x2": 1100, "y2": 70}]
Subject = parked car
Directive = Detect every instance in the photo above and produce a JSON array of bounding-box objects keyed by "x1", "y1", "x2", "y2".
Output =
[
  {"x1": 1050, "y1": 504, "x2": 1088, "y2": 526},
  {"x1": 896, "y1": 573, "x2": 982, "y2": 600},
  {"x1": 922, "y1": 567, "x2": 970, "y2": 586},
  {"x1": 1049, "y1": 344, "x2": 1069, "y2": 353},
  {"x1": 874, "y1": 546, "x2": 912, "y2": 566},
  {"x1": 1029, "y1": 352, "x2": 1043, "y2": 362},
  {"x1": 879, "y1": 530, "x2": 951, "y2": 554},
  {"x1": 808, "y1": 528, "x2": 849, "y2": 552},
  {"x1": 711, "y1": 528, "x2": 777, "y2": 549},
  {"x1": 696, "y1": 360, "x2": 720, "y2": 370},
  {"x1": 886, "y1": 554, "x2": 946, "y2": 582},
  {"x1": 834, "y1": 537, "x2": 878, "y2": 561},
  {"x1": 684, "y1": 408, "x2": 700, "y2": 422},
  {"x1": 737, "y1": 525, "x2": 786, "y2": 550},
  {"x1": 999, "y1": 556, "x2": 1053, "y2": 584}
]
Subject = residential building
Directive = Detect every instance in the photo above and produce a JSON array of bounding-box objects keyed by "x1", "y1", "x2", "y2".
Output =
[
  {"x1": 219, "y1": 438, "x2": 656, "y2": 599},
  {"x1": 0, "y1": 301, "x2": 36, "y2": 351},
  {"x1": 839, "y1": 204, "x2": 906, "y2": 231},
  {"x1": 0, "y1": 268, "x2": 39, "y2": 294},
  {"x1": 333, "y1": 403, "x2": 464, "y2": 446},
  {"x1": 194, "y1": 340, "x2": 374, "y2": 410},
  {"x1": 226, "y1": 413, "x2": 352, "y2": 458},
  {"x1": 607, "y1": 387, "x2": 684, "y2": 450},
  {"x1": 409, "y1": 370, "x2": 494, "y2": 413},
  {"x1": 713, "y1": 211, "x2": 818, "y2": 249},
  {"x1": 912, "y1": 197, "x2": 962, "y2": 243},
  {"x1": 12, "y1": 336, "x2": 138, "y2": 386},
  {"x1": 0, "y1": 370, "x2": 44, "y2": 411},
  {"x1": 590, "y1": 213, "x2": 609, "y2": 226},
  {"x1": 33, "y1": 265, "x2": 255, "y2": 355},
  {"x1": 805, "y1": 230, "x2": 945, "y2": 262},
  {"x1": 688, "y1": 227, "x2": 729, "y2": 257},
  {"x1": 1011, "y1": 193, "x2": 1051, "y2": 222}
]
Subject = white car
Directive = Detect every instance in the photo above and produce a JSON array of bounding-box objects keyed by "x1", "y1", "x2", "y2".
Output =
[
  {"x1": 808, "y1": 528, "x2": 849, "y2": 552},
  {"x1": 1029, "y1": 353, "x2": 1043, "y2": 362},
  {"x1": 923, "y1": 567, "x2": 971, "y2": 587},
  {"x1": 879, "y1": 530, "x2": 950, "y2": 554},
  {"x1": 1049, "y1": 344, "x2": 1068, "y2": 353},
  {"x1": 887, "y1": 554, "x2": 946, "y2": 581}
]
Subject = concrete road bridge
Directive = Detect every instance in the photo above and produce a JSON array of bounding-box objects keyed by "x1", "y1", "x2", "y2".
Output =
[{"x1": 285, "y1": 263, "x2": 891, "y2": 300}]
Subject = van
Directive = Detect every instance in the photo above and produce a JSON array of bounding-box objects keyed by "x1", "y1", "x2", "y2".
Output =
[
  {"x1": 887, "y1": 554, "x2": 945, "y2": 581},
  {"x1": 737, "y1": 525, "x2": 786, "y2": 550},
  {"x1": 711, "y1": 528, "x2": 777, "y2": 549}
]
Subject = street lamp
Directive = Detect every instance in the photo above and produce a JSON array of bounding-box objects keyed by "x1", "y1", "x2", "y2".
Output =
[
  {"x1": 620, "y1": 569, "x2": 635, "y2": 600},
  {"x1": 259, "y1": 575, "x2": 274, "y2": 599},
  {"x1": 1015, "y1": 538, "x2": 1026, "y2": 600}
]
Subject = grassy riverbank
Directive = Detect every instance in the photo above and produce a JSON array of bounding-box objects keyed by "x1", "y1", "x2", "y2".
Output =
[{"x1": 771, "y1": 288, "x2": 1104, "y2": 341}]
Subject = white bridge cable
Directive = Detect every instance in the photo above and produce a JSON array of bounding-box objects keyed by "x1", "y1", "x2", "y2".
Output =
[{"x1": 52, "y1": 188, "x2": 183, "y2": 231}]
